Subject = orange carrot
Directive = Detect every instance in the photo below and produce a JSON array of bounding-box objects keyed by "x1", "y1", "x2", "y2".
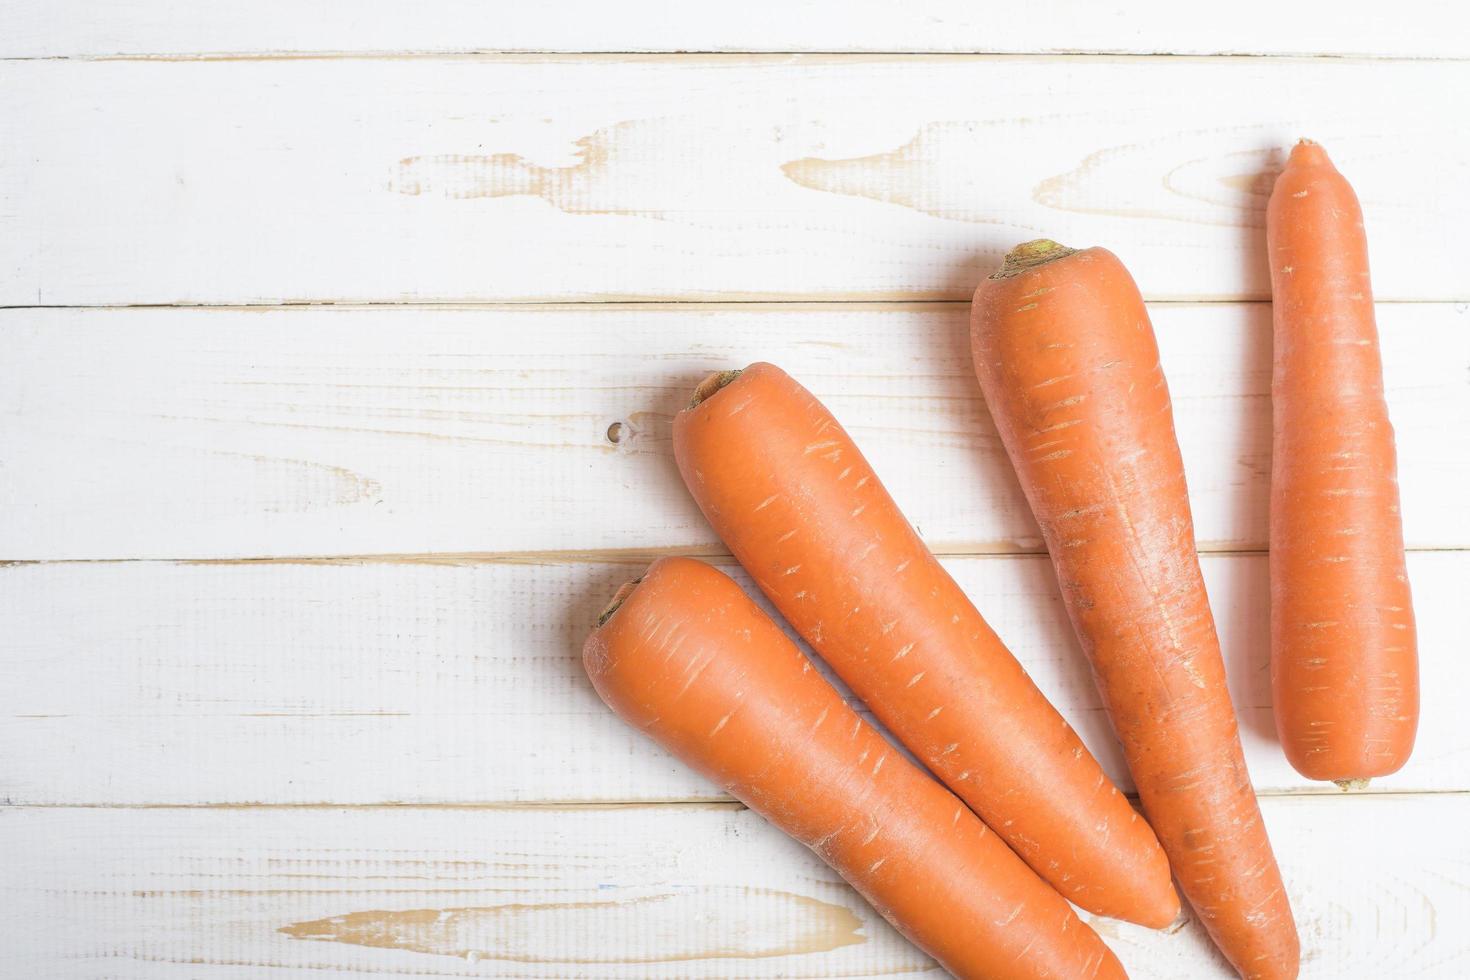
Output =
[
  {"x1": 585, "y1": 556, "x2": 1127, "y2": 980},
  {"x1": 970, "y1": 241, "x2": 1299, "y2": 980},
  {"x1": 673, "y1": 364, "x2": 1178, "y2": 929},
  {"x1": 1266, "y1": 139, "x2": 1419, "y2": 784}
]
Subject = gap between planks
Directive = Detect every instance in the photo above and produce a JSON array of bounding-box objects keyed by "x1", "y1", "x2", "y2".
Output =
[
  {"x1": 4, "y1": 789, "x2": 1467, "y2": 810},
  {"x1": 5, "y1": 50, "x2": 1470, "y2": 65},
  {"x1": 5, "y1": 543, "x2": 1470, "y2": 568},
  {"x1": 2, "y1": 298, "x2": 1467, "y2": 312}
]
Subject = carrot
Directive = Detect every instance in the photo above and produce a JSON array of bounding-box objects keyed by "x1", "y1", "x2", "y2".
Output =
[
  {"x1": 970, "y1": 241, "x2": 1299, "y2": 980},
  {"x1": 673, "y1": 363, "x2": 1178, "y2": 929},
  {"x1": 585, "y1": 556, "x2": 1127, "y2": 980},
  {"x1": 1266, "y1": 139, "x2": 1419, "y2": 784}
]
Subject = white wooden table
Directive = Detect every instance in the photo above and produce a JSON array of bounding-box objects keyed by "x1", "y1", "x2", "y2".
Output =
[{"x1": 3, "y1": 4, "x2": 1467, "y2": 977}]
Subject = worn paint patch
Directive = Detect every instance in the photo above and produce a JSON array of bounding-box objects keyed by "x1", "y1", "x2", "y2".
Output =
[
  {"x1": 1217, "y1": 171, "x2": 1279, "y2": 197},
  {"x1": 279, "y1": 888, "x2": 865, "y2": 963},
  {"x1": 1034, "y1": 139, "x2": 1281, "y2": 228},
  {"x1": 205, "y1": 448, "x2": 381, "y2": 511},
  {"x1": 781, "y1": 122, "x2": 1024, "y2": 224},
  {"x1": 390, "y1": 122, "x2": 662, "y2": 217}
]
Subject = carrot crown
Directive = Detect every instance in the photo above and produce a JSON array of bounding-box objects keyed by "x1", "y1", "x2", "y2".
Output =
[
  {"x1": 990, "y1": 239, "x2": 1078, "y2": 279},
  {"x1": 597, "y1": 578, "x2": 642, "y2": 627},
  {"x1": 688, "y1": 369, "x2": 742, "y2": 410}
]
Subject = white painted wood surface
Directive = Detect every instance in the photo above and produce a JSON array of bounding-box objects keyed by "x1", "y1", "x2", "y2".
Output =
[
  {"x1": 2, "y1": 17, "x2": 1466, "y2": 979},
  {"x1": 3, "y1": 57, "x2": 1468, "y2": 306},
  {"x1": 6, "y1": 1, "x2": 1468, "y2": 58},
  {"x1": 2, "y1": 303, "x2": 1465, "y2": 560},
  {"x1": 3, "y1": 796, "x2": 1466, "y2": 979},
  {"x1": 2, "y1": 552, "x2": 1465, "y2": 806}
]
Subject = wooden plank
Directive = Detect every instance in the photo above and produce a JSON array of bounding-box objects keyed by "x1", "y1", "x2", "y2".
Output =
[
  {"x1": 2, "y1": 551, "x2": 1464, "y2": 805},
  {"x1": 3, "y1": 795, "x2": 1466, "y2": 978},
  {"x1": 5, "y1": 1, "x2": 1467, "y2": 59},
  {"x1": 2, "y1": 57, "x2": 1467, "y2": 306},
  {"x1": 1, "y1": 303, "x2": 1464, "y2": 561}
]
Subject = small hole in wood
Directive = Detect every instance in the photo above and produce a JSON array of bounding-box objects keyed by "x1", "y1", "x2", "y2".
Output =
[{"x1": 606, "y1": 421, "x2": 626, "y2": 444}]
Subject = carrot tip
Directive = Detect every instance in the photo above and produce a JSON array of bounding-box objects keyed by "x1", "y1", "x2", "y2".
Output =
[
  {"x1": 1334, "y1": 777, "x2": 1371, "y2": 792},
  {"x1": 1286, "y1": 138, "x2": 1333, "y2": 169},
  {"x1": 597, "y1": 578, "x2": 642, "y2": 627},
  {"x1": 991, "y1": 239, "x2": 1078, "y2": 280},
  {"x1": 688, "y1": 369, "x2": 743, "y2": 410}
]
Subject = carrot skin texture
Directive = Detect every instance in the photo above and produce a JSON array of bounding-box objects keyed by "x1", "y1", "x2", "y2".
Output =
[
  {"x1": 672, "y1": 363, "x2": 1178, "y2": 929},
  {"x1": 1267, "y1": 140, "x2": 1419, "y2": 782},
  {"x1": 584, "y1": 557, "x2": 1127, "y2": 980},
  {"x1": 970, "y1": 245, "x2": 1299, "y2": 980}
]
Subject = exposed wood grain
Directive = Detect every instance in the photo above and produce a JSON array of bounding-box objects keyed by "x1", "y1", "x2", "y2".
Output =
[
  {"x1": 1, "y1": 551, "x2": 1463, "y2": 805},
  {"x1": 5, "y1": 1, "x2": 1467, "y2": 59},
  {"x1": 2, "y1": 57, "x2": 1467, "y2": 305},
  {"x1": 3, "y1": 796, "x2": 1465, "y2": 978},
  {"x1": 1, "y1": 303, "x2": 1463, "y2": 561}
]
